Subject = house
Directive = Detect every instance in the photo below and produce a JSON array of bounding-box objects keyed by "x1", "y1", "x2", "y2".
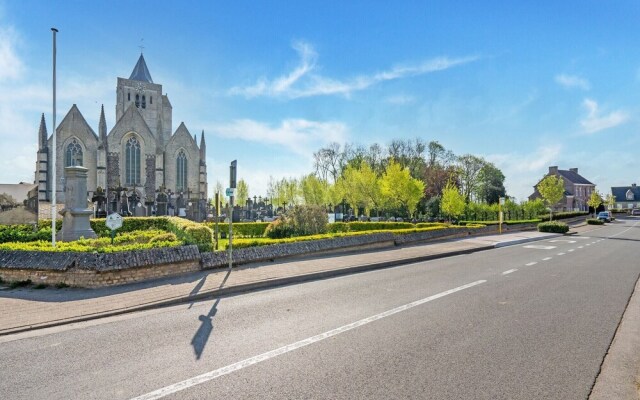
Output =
[
  {"x1": 529, "y1": 166, "x2": 595, "y2": 212},
  {"x1": 611, "y1": 184, "x2": 640, "y2": 210}
]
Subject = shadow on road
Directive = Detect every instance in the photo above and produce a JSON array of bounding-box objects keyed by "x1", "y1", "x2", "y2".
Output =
[{"x1": 191, "y1": 268, "x2": 232, "y2": 360}]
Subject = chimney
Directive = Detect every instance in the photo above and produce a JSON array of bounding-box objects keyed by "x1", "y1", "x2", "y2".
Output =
[
  {"x1": 633, "y1": 183, "x2": 637, "y2": 187},
  {"x1": 569, "y1": 168, "x2": 578, "y2": 173},
  {"x1": 549, "y1": 166, "x2": 558, "y2": 174}
]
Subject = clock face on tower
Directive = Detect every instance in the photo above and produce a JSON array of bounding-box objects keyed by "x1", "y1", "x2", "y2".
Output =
[{"x1": 135, "y1": 82, "x2": 145, "y2": 93}]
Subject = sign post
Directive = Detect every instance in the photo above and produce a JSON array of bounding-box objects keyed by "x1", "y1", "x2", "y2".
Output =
[
  {"x1": 499, "y1": 197, "x2": 505, "y2": 234},
  {"x1": 105, "y1": 212, "x2": 123, "y2": 245},
  {"x1": 228, "y1": 160, "x2": 237, "y2": 270}
]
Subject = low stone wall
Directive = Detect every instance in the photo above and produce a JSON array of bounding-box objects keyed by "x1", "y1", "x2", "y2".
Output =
[
  {"x1": 201, "y1": 232, "x2": 396, "y2": 269},
  {"x1": 0, "y1": 245, "x2": 201, "y2": 288},
  {"x1": 0, "y1": 223, "x2": 544, "y2": 288}
]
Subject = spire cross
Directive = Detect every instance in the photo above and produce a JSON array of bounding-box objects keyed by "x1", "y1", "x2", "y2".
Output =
[{"x1": 139, "y1": 38, "x2": 145, "y2": 54}]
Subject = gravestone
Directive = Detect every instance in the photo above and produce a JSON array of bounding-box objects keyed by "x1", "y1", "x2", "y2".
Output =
[
  {"x1": 57, "y1": 166, "x2": 97, "y2": 241},
  {"x1": 156, "y1": 192, "x2": 167, "y2": 216}
]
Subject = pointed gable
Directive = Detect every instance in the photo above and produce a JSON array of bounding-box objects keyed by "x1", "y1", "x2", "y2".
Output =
[
  {"x1": 129, "y1": 54, "x2": 153, "y2": 83},
  {"x1": 55, "y1": 104, "x2": 99, "y2": 143},
  {"x1": 108, "y1": 103, "x2": 156, "y2": 154}
]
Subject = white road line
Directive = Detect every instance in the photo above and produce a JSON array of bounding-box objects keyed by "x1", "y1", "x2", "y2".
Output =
[
  {"x1": 130, "y1": 280, "x2": 487, "y2": 400},
  {"x1": 568, "y1": 249, "x2": 575, "y2": 252},
  {"x1": 542, "y1": 257, "x2": 552, "y2": 261},
  {"x1": 557, "y1": 252, "x2": 565, "y2": 256},
  {"x1": 548, "y1": 239, "x2": 576, "y2": 243},
  {"x1": 578, "y1": 246, "x2": 584, "y2": 249},
  {"x1": 585, "y1": 244, "x2": 590, "y2": 246},
  {"x1": 523, "y1": 245, "x2": 556, "y2": 250},
  {"x1": 525, "y1": 262, "x2": 537, "y2": 266},
  {"x1": 502, "y1": 269, "x2": 517, "y2": 275}
]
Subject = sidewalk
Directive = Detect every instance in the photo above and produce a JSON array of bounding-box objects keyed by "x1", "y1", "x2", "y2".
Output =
[{"x1": 0, "y1": 230, "x2": 557, "y2": 336}]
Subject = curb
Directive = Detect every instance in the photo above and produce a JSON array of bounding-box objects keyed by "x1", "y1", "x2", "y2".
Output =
[{"x1": 0, "y1": 235, "x2": 549, "y2": 336}]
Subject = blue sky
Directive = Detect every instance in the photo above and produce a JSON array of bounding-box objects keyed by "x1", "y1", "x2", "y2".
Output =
[{"x1": 1, "y1": 1, "x2": 639, "y2": 201}]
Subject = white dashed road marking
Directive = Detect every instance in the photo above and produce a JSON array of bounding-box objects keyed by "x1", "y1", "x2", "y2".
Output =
[
  {"x1": 502, "y1": 269, "x2": 517, "y2": 275},
  {"x1": 557, "y1": 253, "x2": 565, "y2": 256},
  {"x1": 525, "y1": 262, "x2": 537, "y2": 266},
  {"x1": 523, "y1": 245, "x2": 557, "y2": 250},
  {"x1": 568, "y1": 249, "x2": 575, "y2": 252},
  {"x1": 542, "y1": 257, "x2": 552, "y2": 261},
  {"x1": 130, "y1": 280, "x2": 488, "y2": 400}
]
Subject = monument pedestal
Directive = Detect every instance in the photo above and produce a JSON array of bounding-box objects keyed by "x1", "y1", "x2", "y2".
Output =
[{"x1": 56, "y1": 166, "x2": 98, "y2": 241}]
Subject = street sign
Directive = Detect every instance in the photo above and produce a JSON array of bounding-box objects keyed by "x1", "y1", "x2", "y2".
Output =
[
  {"x1": 230, "y1": 160, "x2": 237, "y2": 189},
  {"x1": 499, "y1": 197, "x2": 506, "y2": 205},
  {"x1": 225, "y1": 187, "x2": 236, "y2": 197},
  {"x1": 106, "y1": 213, "x2": 123, "y2": 230}
]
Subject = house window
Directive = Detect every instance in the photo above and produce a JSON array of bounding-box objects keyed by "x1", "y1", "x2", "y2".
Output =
[
  {"x1": 125, "y1": 137, "x2": 141, "y2": 185},
  {"x1": 128, "y1": 92, "x2": 130, "y2": 101},
  {"x1": 141, "y1": 95, "x2": 146, "y2": 109},
  {"x1": 176, "y1": 150, "x2": 187, "y2": 192},
  {"x1": 150, "y1": 96, "x2": 152, "y2": 105},
  {"x1": 65, "y1": 139, "x2": 83, "y2": 166},
  {"x1": 627, "y1": 190, "x2": 634, "y2": 201}
]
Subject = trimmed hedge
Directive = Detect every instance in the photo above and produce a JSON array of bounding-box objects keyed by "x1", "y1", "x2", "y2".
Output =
[
  {"x1": 166, "y1": 217, "x2": 213, "y2": 251},
  {"x1": 586, "y1": 218, "x2": 604, "y2": 225},
  {"x1": 206, "y1": 222, "x2": 269, "y2": 238},
  {"x1": 537, "y1": 221, "x2": 569, "y2": 233},
  {"x1": 459, "y1": 219, "x2": 541, "y2": 226},
  {"x1": 537, "y1": 211, "x2": 589, "y2": 221}
]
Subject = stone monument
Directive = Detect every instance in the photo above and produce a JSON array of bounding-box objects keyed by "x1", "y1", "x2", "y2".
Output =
[{"x1": 57, "y1": 166, "x2": 97, "y2": 241}]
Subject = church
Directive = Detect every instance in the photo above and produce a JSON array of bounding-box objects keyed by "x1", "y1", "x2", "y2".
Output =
[{"x1": 35, "y1": 54, "x2": 208, "y2": 220}]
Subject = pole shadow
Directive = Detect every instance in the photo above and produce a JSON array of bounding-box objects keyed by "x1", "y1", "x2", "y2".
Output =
[{"x1": 191, "y1": 268, "x2": 232, "y2": 360}]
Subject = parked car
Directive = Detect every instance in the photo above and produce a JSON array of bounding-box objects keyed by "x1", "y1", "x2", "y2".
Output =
[
  {"x1": 631, "y1": 209, "x2": 640, "y2": 216},
  {"x1": 597, "y1": 211, "x2": 612, "y2": 222}
]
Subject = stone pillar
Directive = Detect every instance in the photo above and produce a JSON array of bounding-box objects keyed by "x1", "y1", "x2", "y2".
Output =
[{"x1": 57, "y1": 166, "x2": 98, "y2": 241}]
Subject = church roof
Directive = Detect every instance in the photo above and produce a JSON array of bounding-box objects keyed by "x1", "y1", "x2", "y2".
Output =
[{"x1": 129, "y1": 54, "x2": 153, "y2": 83}]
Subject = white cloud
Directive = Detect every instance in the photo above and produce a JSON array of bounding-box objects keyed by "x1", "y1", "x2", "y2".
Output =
[
  {"x1": 554, "y1": 74, "x2": 590, "y2": 90},
  {"x1": 486, "y1": 144, "x2": 563, "y2": 201},
  {"x1": 580, "y1": 98, "x2": 629, "y2": 134},
  {"x1": 0, "y1": 26, "x2": 22, "y2": 81},
  {"x1": 230, "y1": 41, "x2": 479, "y2": 99},
  {"x1": 209, "y1": 118, "x2": 349, "y2": 158}
]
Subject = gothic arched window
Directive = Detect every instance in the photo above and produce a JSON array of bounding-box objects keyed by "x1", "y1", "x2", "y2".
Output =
[
  {"x1": 65, "y1": 139, "x2": 83, "y2": 167},
  {"x1": 141, "y1": 95, "x2": 146, "y2": 109},
  {"x1": 176, "y1": 150, "x2": 187, "y2": 192},
  {"x1": 135, "y1": 94, "x2": 140, "y2": 108},
  {"x1": 125, "y1": 137, "x2": 141, "y2": 185}
]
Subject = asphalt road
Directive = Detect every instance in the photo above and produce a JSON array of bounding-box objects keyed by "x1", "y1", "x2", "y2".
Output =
[{"x1": 1, "y1": 217, "x2": 639, "y2": 400}]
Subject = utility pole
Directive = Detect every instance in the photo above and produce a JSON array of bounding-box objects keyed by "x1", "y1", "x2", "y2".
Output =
[{"x1": 228, "y1": 160, "x2": 237, "y2": 269}]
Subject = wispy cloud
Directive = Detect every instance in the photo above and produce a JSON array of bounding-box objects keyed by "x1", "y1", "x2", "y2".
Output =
[
  {"x1": 580, "y1": 98, "x2": 628, "y2": 134},
  {"x1": 230, "y1": 41, "x2": 480, "y2": 99},
  {"x1": 210, "y1": 118, "x2": 349, "y2": 157},
  {"x1": 554, "y1": 74, "x2": 590, "y2": 90},
  {"x1": 0, "y1": 26, "x2": 22, "y2": 81}
]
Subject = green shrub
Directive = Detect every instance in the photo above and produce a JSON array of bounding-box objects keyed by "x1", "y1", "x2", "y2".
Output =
[
  {"x1": 209, "y1": 222, "x2": 269, "y2": 238},
  {"x1": 537, "y1": 211, "x2": 589, "y2": 221},
  {"x1": 415, "y1": 222, "x2": 449, "y2": 228},
  {"x1": 327, "y1": 222, "x2": 350, "y2": 233},
  {"x1": 9, "y1": 279, "x2": 32, "y2": 289},
  {"x1": 264, "y1": 218, "x2": 295, "y2": 239},
  {"x1": 165, "y1": 217, "x2": 213, "y2": 251},
  {"x1": 265, "y1": 205, "x2": 328, "y2": 239},
  {"x1": 586, "y1": 218, "x2": 604, "y2": 225},
  {"x1": 149, "y1": 232, "x2": 178, "y2": 243},
  {"x1": 537, "y1": 221, "x2": 569, "y2": 233},
  {"x1": 55, "y1": 282, "x2": 69, "y2": 289}
]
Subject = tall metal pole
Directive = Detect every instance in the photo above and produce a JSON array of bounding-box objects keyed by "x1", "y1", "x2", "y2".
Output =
[{"x1": 51, "y1": 28, "x2": 58, "y2": 247}]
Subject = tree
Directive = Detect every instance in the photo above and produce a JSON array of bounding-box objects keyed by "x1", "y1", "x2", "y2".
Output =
[
  {"x1": 300, "y1": 174, "x2": 327, "y2": 206},
  {"x1": 457, "y1": 154, "x2": 486, "y2": 203},
  {"x1": 587, "y1": 190, "x2": 603, "y2": 217},
  {"x1": 476, "y1": 162, "x2": 506, "y2": 204},
  {"x1": 604, "y1": 193, "x2": 616, "y2": 211},
  {"x1": 380, "y1": 159, "x2": 425, "y2": 217},
  {"x1": 313, "y1": 142, "x2": 347, "y2": 183},
  {"x1": 387, "y1": 138, "x2": 427, "y2": 178},
  {"x1": 537, "y1": 175, "x2": 565, "y2": 220},
  {"x1": 522, "y1": 198, "x2": 546, "y2": 218},
  {"x1": 440, "y1": 181, "x2": 465, "y2": 221},
  {"x1": 235, "y1": 179, "x2": 249, "y2": 206}
]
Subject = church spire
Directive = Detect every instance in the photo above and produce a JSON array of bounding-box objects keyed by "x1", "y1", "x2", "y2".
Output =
[
  {"x1": 38, "y1": 113, "x2": 48, "y2": 150},
  {"x1": 199, "y1": 130, "x2": 206, "y2": 160},
  {"x1": 99, "y1": 104, "x2": 107, "y2": 143},
  {"x1": 129, "y1": 53, "x2": 153, "y2": 83}
]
